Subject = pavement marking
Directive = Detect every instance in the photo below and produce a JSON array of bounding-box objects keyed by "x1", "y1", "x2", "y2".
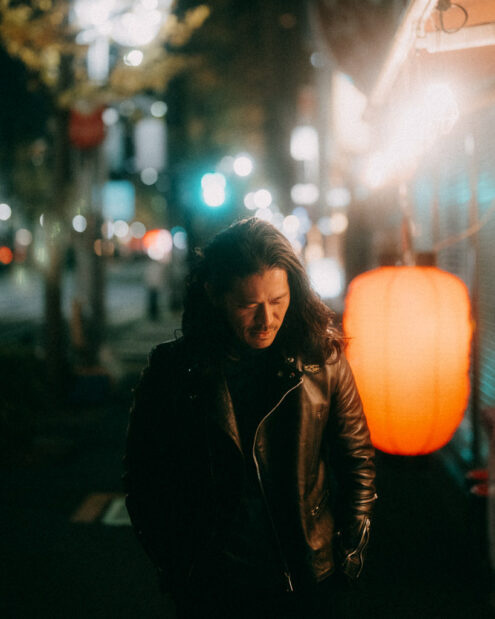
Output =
[
  {"x1": 101, "y1": 496, "x2": 132, "y2": 526},
  {"x1": 70, "y1": 492, "x2": 123, "y2": 524}
]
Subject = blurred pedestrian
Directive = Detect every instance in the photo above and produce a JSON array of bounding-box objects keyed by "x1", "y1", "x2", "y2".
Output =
[
  {"x1": 124, "y1": 218, "x2": 376, "y2": 618},
  {"x1": 145, "y1": 259, "x2": 165, "y2": 321}
]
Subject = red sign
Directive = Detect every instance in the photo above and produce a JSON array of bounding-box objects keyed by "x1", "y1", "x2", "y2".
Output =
[{"x1": 69, "y1": 107, "x2": 105, "y2": 150}]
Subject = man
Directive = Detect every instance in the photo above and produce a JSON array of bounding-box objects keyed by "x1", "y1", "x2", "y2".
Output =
[{"x1": 124, "y1": 218, "x2": 376, "y2": 618}]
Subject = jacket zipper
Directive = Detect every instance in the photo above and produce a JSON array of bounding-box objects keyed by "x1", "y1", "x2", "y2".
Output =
[
  {"x1": 252, "y1": 377, "x2": 302, "y2": 593},
  {"x1": 343, "y1": 516, "x2": 370, "y2": 579}
]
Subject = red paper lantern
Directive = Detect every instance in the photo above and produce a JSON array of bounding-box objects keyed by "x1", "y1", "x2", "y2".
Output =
[
  {"x1": 69, "y1": 107, "x2": 105, "y2": 150},
  {"x1": 343, "y1": 266, "x2": 472, "y2": 455}
]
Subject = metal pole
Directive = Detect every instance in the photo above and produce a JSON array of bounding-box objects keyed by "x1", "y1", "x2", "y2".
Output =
[
  {"x1": 431, "y1": 147, "x2": 440, "y2": 250},
  {"x1": 466, "y1": 130, "x2": 481, "y2": 467},
  {"x1": 399, "y1": 182, "x2": 415, "y2": 265}
]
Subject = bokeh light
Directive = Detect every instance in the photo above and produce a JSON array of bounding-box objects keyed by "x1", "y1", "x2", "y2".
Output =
[
  {"x1": 130, "y1": 221, "x2": 146, "y2": 238},
  {"x1": 0, "y1": 246, "x2": 13, "y2": 264},
  {"x1": 255, "y1": 207, "x2": 273, "y2": 222},
  {"x1": 308, "y1": 258, "x2": 343, "y2": 299},
  {"x1": 283, "y1": 214, "x2": 300, "y2": 236},
  {"x1": 271, "y1": 212, "x2": 284, "y2": 229},
  {"x1": 151, "y1": 101, "x2": 168, "y2": 118},
  {"x1": 243, "y1": 192, "x2": 256, "y2": 210},
  {"x1": 72, "y1": 215, "x2": 88, "y2": 233},
  {"x1": 326, "y1": 187, "x2": 351, "y2": 209},
  {"x1": 102, "y1": 107, "x2": 119, "y2": 126},
  {"x1": 73, "y1": 0, "x2": 117, "y2": 29},
  {"x1": 16, "y1": 229, "x2": 33, "y2": 246},
  {"x1": 172, "y1": 228, "x2": 187, "y2": 250},
  {"x1": 292, "y1": 206, "x2": 312, "y2": 233},
  {"x1": 113, "y1": 8, "x2": 162, "y2": 47},
  {"x1": 330, "y1": 213, "x2": 348, "y2": 234},
  {"x1": 143, "y1": 228, "x2": 173, "y2": 260},
  {"x1": 291, "y1": 183, "x2": 319, "y2": 205},
  {"x1": 201, "y1": 173, "x2": 226, "y2": 207},
  {"x1": 124, "y1": 50, "x2": 144, "y2": 67},
  {"x1": 317, "y1": 216, "x2": 332, "y2": 236},
  {"x1": 102, "y1": 220, "x2": 114, "y2": 239},
  {"x1": 0, "y1": 203, "x2": 12, "y2": 221},
  {"x1": 305, "y1": 242, "x2": 324, "y2": 262},
  {"x1": 290, "y1": 125, "x2": 318, "y2": 161},
  {"x1": 114, "y1": 220, "x2": 130, "y2": 239},
  {"x1": 253, "y1": 189, "x2": 272, "y2": 209},
  {"x1": 141, "y1": 167, "x2": 158, "y2": 185},
  {"x1": 233, "y1": 154, "x2": 254, "y2": 177}
]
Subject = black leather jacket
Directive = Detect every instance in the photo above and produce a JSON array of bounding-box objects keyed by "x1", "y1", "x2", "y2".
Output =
[{"x1": 124, "y1": 338, "x2": 376, "y2": 593}]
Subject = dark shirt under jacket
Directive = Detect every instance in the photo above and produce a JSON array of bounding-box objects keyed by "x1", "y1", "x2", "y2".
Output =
[{"x1": 215, "y1": 345, "x2": 287, "y2": 590}]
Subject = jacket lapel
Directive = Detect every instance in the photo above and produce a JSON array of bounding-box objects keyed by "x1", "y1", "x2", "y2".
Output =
[
  {"x1": 197, "y1": 353, "x2": 304, "y2": 455},
  {"x1": 207, "y1": 371, "x2": 243, "y2": 454}
]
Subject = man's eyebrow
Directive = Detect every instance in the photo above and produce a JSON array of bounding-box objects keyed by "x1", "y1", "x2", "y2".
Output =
[{"x1": 271, "y1": 291, "x2": 289, "y2": 301}]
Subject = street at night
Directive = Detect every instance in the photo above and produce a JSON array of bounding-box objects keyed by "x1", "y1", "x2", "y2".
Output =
[{"x1": 2, "y1": 0, "x2": 495, "y2": 617}]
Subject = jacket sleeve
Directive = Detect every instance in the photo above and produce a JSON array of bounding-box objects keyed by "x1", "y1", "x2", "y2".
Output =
[
  {"x1": 122, "y1": 343, "x2": 182, "y2": 590},
  {"x1": 329, "y1": 354, "x2": 377, "y2": 580}
]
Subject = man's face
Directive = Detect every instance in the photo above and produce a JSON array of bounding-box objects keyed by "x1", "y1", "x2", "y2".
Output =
[{"x1": 221, "y1": 268, "x2": 291, "y2": 349}]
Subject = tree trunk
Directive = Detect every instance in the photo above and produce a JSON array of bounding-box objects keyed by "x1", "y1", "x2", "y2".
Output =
[
  {"x1": 44, "y1": 107, "x2": 71, "y2": 399},
  {"x1": 72, "y1": 146, "x2": 106, "y2": 367}
]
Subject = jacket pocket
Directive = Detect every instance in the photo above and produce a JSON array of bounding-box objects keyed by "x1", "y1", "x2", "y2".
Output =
[{"x1": 310, "y1": 488, "x2": 330, "y2": 518}]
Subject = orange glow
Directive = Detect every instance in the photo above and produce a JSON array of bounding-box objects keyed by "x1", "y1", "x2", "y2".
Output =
[
  {"x1": 142, "y1": 229, "x2": 162, "y2": 250},
  {"x1": 0, "y1": 246, "x2": 13, "y2": 264},
  {"x1": 142, "y1": 228, "x2": 172, "y2": 261},
  {"x1": 343, "y1": 266, "x2": 472, "y2": 455}
]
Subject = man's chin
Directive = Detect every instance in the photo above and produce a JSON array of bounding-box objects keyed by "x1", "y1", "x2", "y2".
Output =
[
  {"x1": 250, "y1": 341, "x2": 272, "y2": 349},
  {"x1": 247, "y1": 331, "x2": 277, "y2": 349}
]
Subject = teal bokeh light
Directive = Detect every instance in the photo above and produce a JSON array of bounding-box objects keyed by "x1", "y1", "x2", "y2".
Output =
[{"x1": 201, "y1": 172, "x2": 227, "y2": 207}]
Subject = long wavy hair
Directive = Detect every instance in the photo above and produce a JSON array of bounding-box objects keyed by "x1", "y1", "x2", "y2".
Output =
[{"x1": 182, "y1": 218, "x2": 343, "y2": 364}]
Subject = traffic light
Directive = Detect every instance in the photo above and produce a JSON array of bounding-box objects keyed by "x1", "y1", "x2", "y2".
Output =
[{"x1": 201, "y1": 172, "x2": 226, "y2": 207}]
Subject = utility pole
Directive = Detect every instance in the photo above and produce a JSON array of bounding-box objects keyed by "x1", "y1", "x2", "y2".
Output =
[{"x1": 44, "y1": 53, "x2": 72, "y2": 398}]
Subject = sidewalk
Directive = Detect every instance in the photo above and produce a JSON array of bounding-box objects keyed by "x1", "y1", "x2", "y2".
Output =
[
  {"x1": 361, "y1": 452, "x2": 495, "y2": 618},
  {"x1": 1, "y1": 314, "x2": 180, "y2": 619},
  {"x1": 1, "y1": 313, "x2": 495, "y2": 618},
  {"x1": 103, "y1": 310, "x2": 182, "y2": 380}
]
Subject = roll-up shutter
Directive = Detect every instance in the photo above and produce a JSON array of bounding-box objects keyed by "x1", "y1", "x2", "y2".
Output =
[{"x1": 411, "y1": 108, "x2": 495, "y2": 465}]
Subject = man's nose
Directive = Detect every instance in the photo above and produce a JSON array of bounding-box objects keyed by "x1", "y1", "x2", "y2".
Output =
[{"x1": 256, "y1": 303, "x2": 272, "y2": 327}]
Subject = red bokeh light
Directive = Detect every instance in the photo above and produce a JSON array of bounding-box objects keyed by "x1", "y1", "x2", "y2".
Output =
[{"x1": 0, "y1": 246, "x2": 13, "y2": 265}]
